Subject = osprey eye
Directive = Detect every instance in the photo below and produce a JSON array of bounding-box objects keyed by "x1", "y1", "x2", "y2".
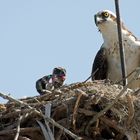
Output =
[{"x1": 102, "y1": 12, "x2": 109, "y2": 18}]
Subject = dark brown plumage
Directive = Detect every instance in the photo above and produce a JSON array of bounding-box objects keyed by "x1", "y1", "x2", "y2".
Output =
[{"x1": 91, "y1": 47, "x2": 108, "y2": 80}]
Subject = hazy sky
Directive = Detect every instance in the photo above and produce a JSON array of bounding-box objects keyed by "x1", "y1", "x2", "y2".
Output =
[{"x1": 0, "y1": 0, "x2": 140, "y2": 102}]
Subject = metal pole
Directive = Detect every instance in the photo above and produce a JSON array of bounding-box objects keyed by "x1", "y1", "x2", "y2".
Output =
[{"x1": 114, "y1": 0, "x2": 128, "y2": 86}]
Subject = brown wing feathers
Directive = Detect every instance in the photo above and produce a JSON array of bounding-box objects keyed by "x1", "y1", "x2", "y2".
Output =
[{"x1": 91, "y1": 48, "x2": 108, "y2": 80}]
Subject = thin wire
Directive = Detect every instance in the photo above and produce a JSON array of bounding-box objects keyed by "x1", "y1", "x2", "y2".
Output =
[{"x1": 115, "y1": 0, "x2": 128, "y2": 86}]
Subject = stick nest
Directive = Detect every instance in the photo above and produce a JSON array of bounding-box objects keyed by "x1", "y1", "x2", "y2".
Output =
[{"x1": 0, "y1": 81, "x2": 140, "y2": 140}]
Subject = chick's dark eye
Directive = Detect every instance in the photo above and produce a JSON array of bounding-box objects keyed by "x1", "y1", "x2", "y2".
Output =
[{"x1": 102, "y1": 12, "x2": 109, "y2": 18}]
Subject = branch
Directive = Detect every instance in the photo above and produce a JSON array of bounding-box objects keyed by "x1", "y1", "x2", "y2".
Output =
[
  {"x1": 72, "y1": 90, "x2": 85, "y2": 130},
  {"x1": 0, "y1": 92, "x2": 82, "y2": 140},
  {"x1": 14, "y1": 115, "x2": 23, "y2": 140},
  {"x1": 0, "y1": 127, "x2": 40, "y2": 135}
]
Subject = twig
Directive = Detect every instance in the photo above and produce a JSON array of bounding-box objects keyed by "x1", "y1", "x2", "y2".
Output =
[
  {"x1": 78, "y1": 108, "x2": 96, "y2": 116},
  {"x1": 0, "y1": 127, "x2": 41, "y2": 135},
  {"x1": 0, "y1": 92, "x2": 82, "y2": 140},
  {"x1": 126, "y1": 94, "x2": 134, "y2": 128},
  {"x1": 115, "y1": 68, "x2": 136, "y2": 85},
  {"x1": 72, "y1": 92, "x2": 84, "y2": 130},
  {"x1": 85, "y1": 68, "x2": 140, "y2": 135},
  {"x1": 115, "y1": 0, "x2": 128, "y2": 86},
  {"x1": 84, "y1": 68, "x2": 99, "y2": 82},
  {"x1": 2, "y1": 110, "x2": 34, "y2": 131},
  {"x1": 100, "y1": 116, "x2": 125, "y2": 134},
  {"x1": 0, "y1": 92, "x2": 32, "y2": 109},
  {"x1": 1, "y1": 108, "x2": 34, "y2": 119},
  {"x1": 14, "y1": 115, "x2": 23, "y2": 140},
  {"x1": 79, "y1": 109, "x2": 125, "y2": 135},
  {"x1": 133, "y1": 88, "x2": 140, "y2": 96},
  {"x1": 55, "y1": 129, "x2": 64, "y2": 140}
]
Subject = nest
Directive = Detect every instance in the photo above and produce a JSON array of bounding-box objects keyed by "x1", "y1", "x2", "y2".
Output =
[{"x1": 0, "y1": 81, "x2": 140, "y2": 140}]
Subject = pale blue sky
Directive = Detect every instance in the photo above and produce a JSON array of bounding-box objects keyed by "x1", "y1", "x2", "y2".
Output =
[{"x1": 0, "y1": 0, "x2": 140, "y2": 102}]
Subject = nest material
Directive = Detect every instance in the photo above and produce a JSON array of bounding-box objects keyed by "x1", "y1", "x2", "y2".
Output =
[{"x1": 0, "y1": 81, "x2": 140, "y2": 140}]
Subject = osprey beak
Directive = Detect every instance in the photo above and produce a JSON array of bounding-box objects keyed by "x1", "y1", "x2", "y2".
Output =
[
  {"x1": 94, "y1": 14, "x2": 107, "y2": 26},
  {"x1": 94, "y1": 14, "x2": 98, "y2": 26}
]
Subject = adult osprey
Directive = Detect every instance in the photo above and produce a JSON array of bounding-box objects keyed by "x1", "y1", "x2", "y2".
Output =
[{"x1": 91, "y1": 10, "x2": 140, "y2": 89}]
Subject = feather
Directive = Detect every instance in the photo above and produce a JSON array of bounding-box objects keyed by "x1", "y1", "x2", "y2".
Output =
[{"x1": 91, "y1": 47, "x2": 108, "y2": 80}]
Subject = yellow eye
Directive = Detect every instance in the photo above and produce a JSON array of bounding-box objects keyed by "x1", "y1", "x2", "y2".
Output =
[{"x1": 102, "y1": 12, "x2": 109, "y2": 18}]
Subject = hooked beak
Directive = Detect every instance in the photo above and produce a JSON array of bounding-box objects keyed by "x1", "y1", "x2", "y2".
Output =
[
  {"x1": 94, "y1": 14, "x2": 98, "y2": 26},
  {"x1": 94, "y1": 14, "x2": 107, "y2": 26}
]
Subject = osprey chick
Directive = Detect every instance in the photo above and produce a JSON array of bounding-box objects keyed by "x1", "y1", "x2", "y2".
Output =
[{"x1": 91, "y1": 10, "x2": 140, "y2": 89}]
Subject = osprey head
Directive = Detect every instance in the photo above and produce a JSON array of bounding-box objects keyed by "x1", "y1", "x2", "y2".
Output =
[
  {"x1": 94, "y1": 10, "x2": 118, "y2": 33},
  {"x1": 94, "y1": 10, "x2": 138, "y2": 42}
]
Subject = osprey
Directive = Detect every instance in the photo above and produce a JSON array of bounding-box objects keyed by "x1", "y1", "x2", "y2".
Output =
[{"x1": 91, "y1": 10, "x2": 140, "y2": 89}]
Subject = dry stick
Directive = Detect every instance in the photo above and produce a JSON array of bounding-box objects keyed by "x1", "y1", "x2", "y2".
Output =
[
  {"x1": 115, "y1": 0, "x2": 128, "y2": 86},
  {"x1": 72, "y1": 92, "x2": 83, "y2": 130},
  {"x1": 101, "y1": 117, "x2": 125, "y2": 134},
  {"x1": 84, "y1": 68, "x2": 99, "y2": 83},
  {"x1": 115, "y1": 68, "x2": 136, "y2": 85},
  {"x1": 0, "y1": 127, "x2": 40, "y2": 135},
  {"x1": 85, "y1": 68, "x2": 140, "y2": 135},
  {"x1": 3, "y1": 110, "x2": 35, "y2": 131},
  {"x1": 0, "y1": 92, "x2": 82, "y2": 140},
  {"x1": 55, "y1": 129, "x2": 64, "y2": 140},
  {"x1": 14, "y1": 115, "x2": 23, "y2": 140},
  {"x1": 126, "y1": 94, "x2": 134, "y2": 128},
  {"x1": 1, "y1": 108, "x2": 35, "y2": 119}
]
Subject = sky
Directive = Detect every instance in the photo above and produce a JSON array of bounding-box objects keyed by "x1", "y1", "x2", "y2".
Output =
[{"x1": 0, "y1": 0, "x2": 140, "y2": 103}]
